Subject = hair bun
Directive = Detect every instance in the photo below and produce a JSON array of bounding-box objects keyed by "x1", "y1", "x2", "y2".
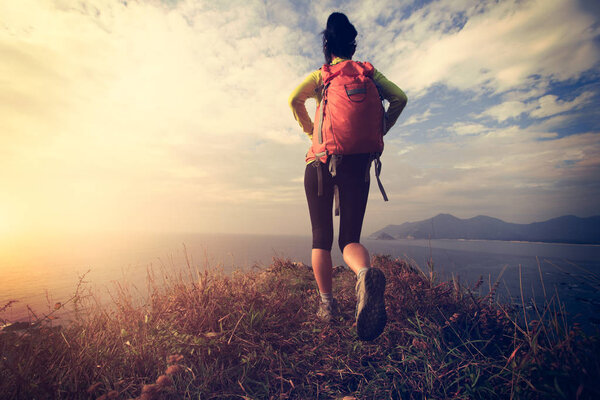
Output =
[
  {"x1": 326, "y1": 12, "x2": 357, "y2": 41},
  {"x1": 322, "y1": 12, "x2": 357, "y2": 63}
]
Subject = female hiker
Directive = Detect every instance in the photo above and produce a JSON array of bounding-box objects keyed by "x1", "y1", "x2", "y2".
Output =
[{"x1": 288, "y1": 12, "x2": 407, "y2": 341}]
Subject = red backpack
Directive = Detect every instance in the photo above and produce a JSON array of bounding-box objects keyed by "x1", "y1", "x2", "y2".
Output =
[{"x1": 307, "y1": 60, "x2": 388, "y2": 212}]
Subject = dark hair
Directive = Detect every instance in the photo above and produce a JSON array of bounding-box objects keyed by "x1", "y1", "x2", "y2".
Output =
[{"x1": 322, "y1": 12, "x2": 357, "y2": 64}]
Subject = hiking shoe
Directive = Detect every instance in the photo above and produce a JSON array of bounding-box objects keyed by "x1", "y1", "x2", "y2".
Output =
[
  {"x1": 317, "y1": 299, "x2": 339, "y2": 323},
  {"x1": 355, "y1": 268, "x2": 387, "y2": 341}
]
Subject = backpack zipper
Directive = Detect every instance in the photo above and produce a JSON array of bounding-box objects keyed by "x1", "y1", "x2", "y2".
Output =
[
  {"x1": 317, "y1": 98, "x2": 327, "y2": 144},
  {"x1": 317, "y1": 83, "x2": 330, "y2": 144}
]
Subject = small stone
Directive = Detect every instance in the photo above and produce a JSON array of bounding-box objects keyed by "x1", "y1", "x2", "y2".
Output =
[
  {"x1": 141, "y1": 384, "x2": 159, "y2": 394},
  {"x1": 165, "y1": 364, "x2": 184, "y2": 375},
  {"x1": 156, "y1": 375, "x2": 173, "y2": 387}
]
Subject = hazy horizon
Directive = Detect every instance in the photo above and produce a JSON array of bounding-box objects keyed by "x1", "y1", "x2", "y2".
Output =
[{"x1": 2, "y1": 0, "x2": 599, "y2": 242}]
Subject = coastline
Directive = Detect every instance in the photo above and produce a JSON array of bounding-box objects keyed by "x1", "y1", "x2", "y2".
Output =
[{"x1": 371, "y1": 237, "x2": 600, "y2": 246}]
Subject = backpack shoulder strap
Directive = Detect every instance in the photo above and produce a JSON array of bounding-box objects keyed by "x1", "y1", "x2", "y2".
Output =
[
  {"x1": 367, "y1": 154, "x2": 389, "y2": 202},
  {"x1": 374, "y1": 156, "x2": 389, "y2": 201}
]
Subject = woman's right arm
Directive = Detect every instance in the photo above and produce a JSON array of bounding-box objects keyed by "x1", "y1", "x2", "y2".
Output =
[
  {"x1": 373, "y1": 69, "x2": 408, "y2": 133},
  {"x1": 288, "y1": 70, "x2": 321, "y2": 139}
]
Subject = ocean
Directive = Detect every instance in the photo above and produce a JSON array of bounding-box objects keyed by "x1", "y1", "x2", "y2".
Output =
[{"x1": 1, "y1": 233, "x2": 599, "y2": 332}]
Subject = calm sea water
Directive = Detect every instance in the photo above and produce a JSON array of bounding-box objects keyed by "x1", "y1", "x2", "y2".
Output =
[{"x1": 1, "y1": 233, "x2": 599, "y2": 331}]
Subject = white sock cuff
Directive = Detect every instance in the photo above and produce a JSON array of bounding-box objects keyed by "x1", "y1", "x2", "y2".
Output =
[
  {"x1": 320, "y1": 291, "x2": 333, "y2": 303},
  {"x1": 357, "y1": 267, "x2": 369, "y2": 279}
]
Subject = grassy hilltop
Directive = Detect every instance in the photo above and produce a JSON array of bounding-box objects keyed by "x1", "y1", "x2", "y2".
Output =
[{"x1": 1, "y1": 255, "x2": 599, "y2": 399}]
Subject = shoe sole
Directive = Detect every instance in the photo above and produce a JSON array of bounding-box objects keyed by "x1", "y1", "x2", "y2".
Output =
[{"x1": 356, "y1": 268, "x2": 387, "y2": 341}]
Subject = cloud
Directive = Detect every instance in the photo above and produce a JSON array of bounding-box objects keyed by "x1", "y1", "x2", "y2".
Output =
[
  {"x1": 393, "y1": 114, "x2": 598, "y2": 221},
  {"x1": 380, "y1": 122, "x2": 600, "y2": 224},
  {"x1": 478, "y1": 101, "x2": 535, "y2": 123},
  {"x1": 449, "y1": 122, "x2": 489, "y2": 136},
  {"x1": 401, "y1": 108, "x2": 432, "y2": 126},
  {"x1": 479, "y1": 91, "x2": 594, "y2": 122},
  {"x1": 371, "y1": 0, "x2": 600, "y2": 97},
  {"x1": 529, "y1": 92, "x2": 594, "y2": 119},
  {"x1": 397, "y1": 145, "x2": 415, "y2": 156}
]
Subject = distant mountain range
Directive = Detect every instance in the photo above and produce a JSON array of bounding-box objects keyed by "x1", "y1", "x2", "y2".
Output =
[{"x1": 369, "y1": 214, "x2": 600, "y2": 244}]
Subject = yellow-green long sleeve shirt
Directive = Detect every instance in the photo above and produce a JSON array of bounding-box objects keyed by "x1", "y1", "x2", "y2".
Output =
[{"x1": 288, "y1": 58, "x2": 408, "y2": 139}]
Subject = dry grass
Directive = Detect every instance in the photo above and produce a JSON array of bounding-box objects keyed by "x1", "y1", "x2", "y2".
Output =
[{"x1": 1, "y1": 255, "x2": 599, "y2": 399}]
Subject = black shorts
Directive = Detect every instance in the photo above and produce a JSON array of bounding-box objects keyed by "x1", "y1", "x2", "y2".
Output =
[{"x1": 304, "y1": 154, "x2": 371, "y2": 252}]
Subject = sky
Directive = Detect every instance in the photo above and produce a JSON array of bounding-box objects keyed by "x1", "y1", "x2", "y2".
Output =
[{"x1": 1, "y1": 0, "x2": 599, "y2": 240}]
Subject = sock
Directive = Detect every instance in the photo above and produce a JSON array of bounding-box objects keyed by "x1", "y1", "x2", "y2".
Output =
[
  {"x1": 357, "y1": 267, "x2": 369, "y2": 280},
  {"x1": 320, "y1": 291, "x2": 333, "y2": 304}
]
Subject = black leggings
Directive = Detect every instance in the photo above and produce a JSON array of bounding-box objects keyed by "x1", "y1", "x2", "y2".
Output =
[{"x1": 304, "y1": 154, "x2": 371, "y2": 252}]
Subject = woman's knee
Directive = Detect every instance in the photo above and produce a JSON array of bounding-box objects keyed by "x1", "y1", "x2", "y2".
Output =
[
  {"x1": 339, "y1": 237, "x2": 361, "y2": 253},
  {"x1": 313, "y1": 229, "x2": 334, "y2": 251}
]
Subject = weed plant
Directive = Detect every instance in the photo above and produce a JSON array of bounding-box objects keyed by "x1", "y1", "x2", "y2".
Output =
[{"x1": 0, "y1": 255, "x2": 598, "y2": 399}]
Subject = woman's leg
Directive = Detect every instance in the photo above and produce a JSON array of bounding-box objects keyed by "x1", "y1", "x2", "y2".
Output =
[
  {"x1": 312, "y1": 248, "x2": 333, "y2": 294},
  {"x1": 342, "y1": 243, "x2": 371, "y2": 275},
  {"x1": 337, "y1": 154, "x2": 387, "y2": 340},
  {"x1": 337, "y1": 154, "x2": 371, "y2": 270},
  {"x1": 304, "y1": 162, "x2": 335, "y2": 296}
]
